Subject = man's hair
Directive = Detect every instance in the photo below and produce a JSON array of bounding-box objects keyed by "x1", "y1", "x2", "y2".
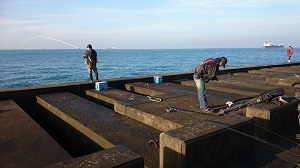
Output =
[
  {"x1": 87, "y1": 44, "x2": 92, "y2": 49},
  {"x1": 215, "y1": 57, "x2": 227, "y2": 68}
]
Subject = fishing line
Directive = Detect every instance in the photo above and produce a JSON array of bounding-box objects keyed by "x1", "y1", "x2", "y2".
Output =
[
  {"x1": 211, "y1": 120, "x2": 300, "y2": 158},
  {"x1": 205, "y1": 87, "x2": 299, "y2": 146},
  {"x1": 168, "y1": 106, "x2": 300, "y2": 157},
  {"x1": 279, "y1": 55, "x2": 287, "y2": 63},
  {"x1": 227, "y1": 113, "x2": 299, "y2": 146},
  {"x1": 184, "y1": 106, "x2": 298, "y2": 146},
  {"x1": 18, "y1": 36, "x2": 81, "y2": 51}
]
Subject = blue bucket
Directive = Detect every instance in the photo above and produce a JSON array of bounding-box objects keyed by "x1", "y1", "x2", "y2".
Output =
[
  {"x1": 95, "y1": 81, "x2": 108, "y2": 91},
  {"x1": 154, "y1": 76, "x2": 162, "y2": 84}
]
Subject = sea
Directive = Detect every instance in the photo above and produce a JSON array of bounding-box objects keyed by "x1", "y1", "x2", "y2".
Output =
[{"x1": 0, "y1": 48, "x2": 299, "y2": 89}]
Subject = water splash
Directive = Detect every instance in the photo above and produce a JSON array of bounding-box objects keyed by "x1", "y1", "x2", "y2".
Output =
[{"x1": 18, "y1": 36, "x2": 81, "y2": 51}]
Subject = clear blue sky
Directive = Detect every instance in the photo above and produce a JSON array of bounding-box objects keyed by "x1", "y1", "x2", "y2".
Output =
[{"x1": 0, "y1": 0, "x2": 299, "y2": 49}]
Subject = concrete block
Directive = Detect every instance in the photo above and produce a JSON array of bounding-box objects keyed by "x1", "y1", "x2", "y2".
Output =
[
  {"x1": 36, "y1": 92, "x2": 161, "y2": 168},
  {"x1": 159, "y1": 118, "x2": 254, "y2": 167},
  {"x1": 0, "y1": 99, "x2": 72, "y2": 168},
  {"x1": 114, "y1": 101, "x2": 182, "y2": 132},
  {"x1": 86, "y1": 88, "x2": 151, "y2": 107},
  {"x1": 266, "y1": 77, "x2": 296, "y2": 86},
  {"x1": 246, "y1": 100, "x2": 299, "y2": 140},
  {"x1": 46, "y1": 145, "x2": 144, "y2": 168},
  {"x1": 125, "y1": 82, "x2": 165, "y2": 96}
]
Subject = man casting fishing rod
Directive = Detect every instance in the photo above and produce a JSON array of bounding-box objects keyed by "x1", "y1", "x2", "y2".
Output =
[{"x1": 83, "y1": 44, "x2": 99, "y2": 82}]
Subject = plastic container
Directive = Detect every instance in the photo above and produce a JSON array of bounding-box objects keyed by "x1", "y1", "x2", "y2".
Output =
[
  {"x1": 95, "y1": 81, "x2": 108, "y2": 91},
  {"x1": 153, "y1": 76, "x2": 162, "y2": 84}
]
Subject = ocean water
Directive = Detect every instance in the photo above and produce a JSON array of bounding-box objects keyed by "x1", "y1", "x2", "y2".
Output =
[{"x1": 0, "y1": 48, "x2": 299, "y2": 89}]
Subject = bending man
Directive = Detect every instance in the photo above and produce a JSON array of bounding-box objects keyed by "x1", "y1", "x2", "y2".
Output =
[{"x1": 193, "y1": 57, "x2": 227, "y2": 113}]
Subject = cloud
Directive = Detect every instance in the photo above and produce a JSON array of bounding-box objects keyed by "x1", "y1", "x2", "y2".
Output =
[
  {"x1": 0, "y1": 19, "x2": 39, "y2": 25},
  {"x1": 171, "y1": 0, "x2": 300, "y2": 10}
]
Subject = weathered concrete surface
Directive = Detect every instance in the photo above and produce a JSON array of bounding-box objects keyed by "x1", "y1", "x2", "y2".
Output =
[
  {"x1": 246, "y1": 100, "x2": 300, "y2": 140},
  {"x1": 87, "y1": 82, "x2": 255, "y2": 167},
  {"x1": 248, "y1": 66, "x2": 300, "y2": 75},
  {"x1": 160, "y1": 119, "x2": 254, "y2": 168},
  {"x1": 86, "y1": 64, "x2": 298, "y2": 167},
  {"x1": 0, "y1": 99, "x2": 72, "y2": 168},
  {"x1": 100, "y1": 83, "x2": 254, "y2": 167},
  {"x1": 86, "y1": 88, "x2": 159, "y2": 107},
  {"x1": 259, "y1": 66, "x2": 300, "y2": 73},
  {"x1": 179, "y1": 79, "x2": 263, "y2": 96},
  {"x1": 1, "y1": 62, "x2": 300, "y2": 168},
  {"x1": 117, "y1": 83, "x2": 225, "y2": 127},
  {"x1": 180, "y1": 77, "x2": 296, "y2": 97},
  {"x1": 46, "y1": 145, "x2": 144, "y2": 168},
  {"x1": 211, "y1": 77, "x2": 298, "y2": 96},
  {"x1": 125, "y1": 82, "x2": 194, "y2": 98},
  {"x1": 124, "y1": 82, "x2": 246, "y2": 109},
  {"x1": 247, "y1": 66, "x2": 300, "y2": 87},
  {"x1": 266, "y1": 76, "x2": 300, "y2": 87},
  {"x1": 174, "y1": 77, "x2": 299, "y2": 141},
  {"x1": 36, "y1": 92, "x2": 161, "y2": 168}
]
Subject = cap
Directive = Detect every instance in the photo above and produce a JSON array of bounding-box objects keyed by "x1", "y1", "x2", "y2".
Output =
[
  {"x1": 220, "y1": 57, "x2": 227, "y2": 68},
  {"x1": 87, "y1": 44, "x2": 92, "y2": 48}
]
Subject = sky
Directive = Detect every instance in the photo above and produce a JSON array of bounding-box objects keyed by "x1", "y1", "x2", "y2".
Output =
[{"x1": 0, "y1": 0, "x2": 299, "y2": 49}]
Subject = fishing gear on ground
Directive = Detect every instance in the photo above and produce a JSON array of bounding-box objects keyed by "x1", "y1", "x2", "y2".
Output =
[
  {"x1": 219, "y1": 88, "x2": 286, "y2": 114},
  {"x1": 291, "y1": 79, "x2": 300, "y2": 87},
  {"x1": 147, "y1": 96, "x2": 162, "y2": 102}
]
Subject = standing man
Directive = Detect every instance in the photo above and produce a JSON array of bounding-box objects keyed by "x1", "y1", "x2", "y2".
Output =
[
  {"x1": 286, "y1": 46, "x2": 293, "y2": 63},
  {"x1": 193, "y1": 57, "x2": 227, "y2": 113},
  {"x1": 83, "y1": 44, "x2": 99, "y2": 82}
]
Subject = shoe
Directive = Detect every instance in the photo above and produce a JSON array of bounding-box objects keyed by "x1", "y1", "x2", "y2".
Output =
[{"x1": 205, "y1": 108, "x2": 214, "y2": 113}]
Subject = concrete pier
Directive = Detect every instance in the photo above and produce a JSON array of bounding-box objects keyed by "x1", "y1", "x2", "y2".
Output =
[
  {"x1": 0, "y1": 100, "x2": 72, "y2": 167},
  {"x1": 0, "y1": 62, "x2": 300, "y2": 167},
  {"x1": 46, "y1": 145, "x2": 144, "y2": 168}
]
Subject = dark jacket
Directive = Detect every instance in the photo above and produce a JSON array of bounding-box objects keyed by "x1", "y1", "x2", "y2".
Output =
[
  {"x1": 84, "y1": 49, "x2": 97, "y2": 65},
  {"x1": 194, "y1": 58, "x2": 219, "y2": 82}
]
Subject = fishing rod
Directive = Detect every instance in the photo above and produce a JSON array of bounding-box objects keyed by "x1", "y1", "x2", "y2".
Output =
[
  {"x1": 209, "y1": 88, "x2": 285, "y2": 115},
  {"x1": 17, "y1": 36, "x2": 82, "y2": 51}
]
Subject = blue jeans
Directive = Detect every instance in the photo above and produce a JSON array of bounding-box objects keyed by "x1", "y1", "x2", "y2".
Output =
[{"x1": 193, "y1": 74, "x2": 208, "y2": 110}]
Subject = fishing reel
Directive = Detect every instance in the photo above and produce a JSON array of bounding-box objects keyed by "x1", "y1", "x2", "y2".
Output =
[{"x1": 253, "y1": 88, "x2": 285, "y2": 104}]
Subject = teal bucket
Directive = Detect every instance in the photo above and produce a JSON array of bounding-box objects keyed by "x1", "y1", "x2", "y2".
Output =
[{"x1": 154, "y1": 76, "x2": 162, "y2": 84}]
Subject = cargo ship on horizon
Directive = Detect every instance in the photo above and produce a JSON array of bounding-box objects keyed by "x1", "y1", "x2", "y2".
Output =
[{"x1": 263, "y1": 40, "x2": 284, "y2": 48}]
